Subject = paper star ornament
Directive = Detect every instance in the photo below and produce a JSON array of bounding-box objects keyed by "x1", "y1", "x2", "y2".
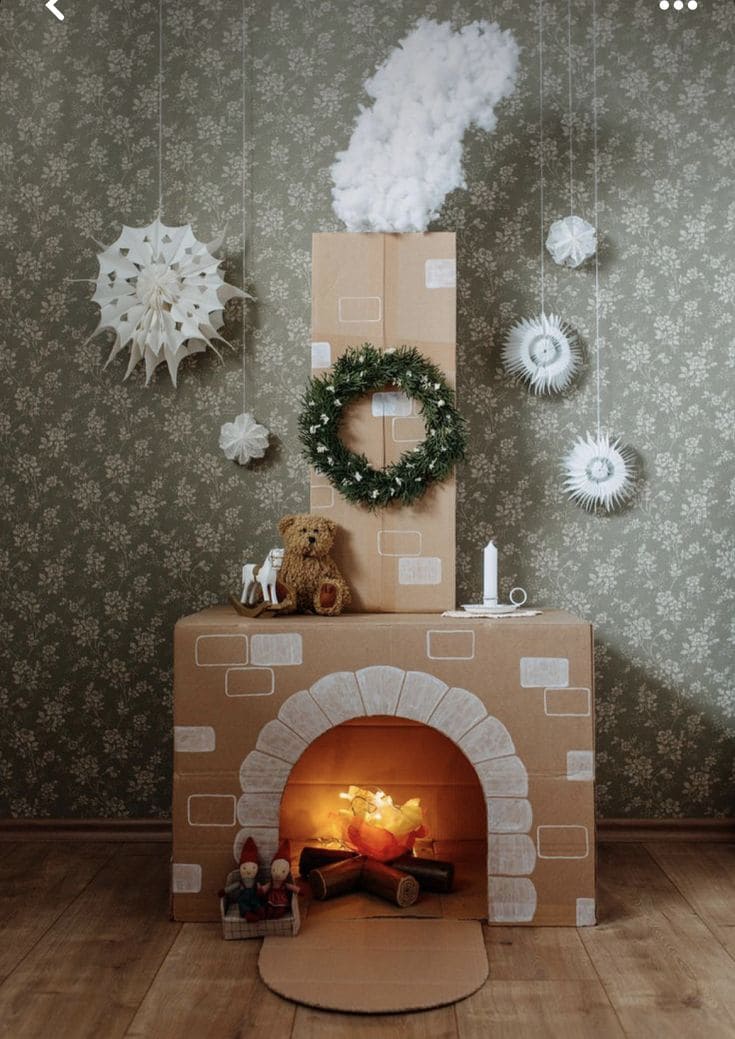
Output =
[{"x1": 90, "y1": 218, "x2": 247, "y2": 386}]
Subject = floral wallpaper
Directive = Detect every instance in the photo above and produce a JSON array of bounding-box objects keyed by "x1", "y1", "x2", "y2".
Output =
[{"x1": 0, "y1": 0, "x2": 732, "y2": 819}]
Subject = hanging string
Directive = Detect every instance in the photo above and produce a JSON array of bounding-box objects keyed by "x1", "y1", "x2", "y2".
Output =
[
  {"x1": 241, "y1": 0, "x2": 248, "y2": 410},
  {"x1": 567, "y1": 0, "x2": 575, "y2": 215},
  {"x1": 591, "y1": 0, "x2": 602, "y2": 437},
  {"x1": 157, "y1": 0, "x2": 164, "y2": 218},
  {"x1": 538, "y1": 0, "x2": 545, "y2": 318}
]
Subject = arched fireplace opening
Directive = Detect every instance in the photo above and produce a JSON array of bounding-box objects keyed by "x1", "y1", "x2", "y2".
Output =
[{"x1": 280, "y1": 715, "x2": 487, "y2": 919}]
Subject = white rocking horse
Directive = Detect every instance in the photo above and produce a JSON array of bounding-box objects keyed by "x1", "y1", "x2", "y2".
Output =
[{"x1": 241, "y1": 547, "x2": 285, "y2": 606}]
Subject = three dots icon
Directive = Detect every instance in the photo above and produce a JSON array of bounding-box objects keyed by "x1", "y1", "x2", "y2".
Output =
[{"x1": 659, "y1": 0, "x2": 698, "y2": 8}]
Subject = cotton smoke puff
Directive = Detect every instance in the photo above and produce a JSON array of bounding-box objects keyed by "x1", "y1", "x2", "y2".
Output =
[{"x1": 331, "y1": 18, "x2": 520, "y2": 233}]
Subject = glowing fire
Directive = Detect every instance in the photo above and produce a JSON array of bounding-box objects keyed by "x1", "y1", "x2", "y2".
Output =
[{"x1": 338, "y1": 785, "x2": 427, "y2": 861}]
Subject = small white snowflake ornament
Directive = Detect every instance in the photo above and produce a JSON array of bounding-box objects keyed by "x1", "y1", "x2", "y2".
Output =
[
  {"x1": 90, "y1": 218, "x2": 247, "y2": 386},
  {"x1": 502, "y1": 312, "x2": 581, "y2": 394},
  {"x1": 546, "y1": 215, "x2": 597, "y2": 268},
  {"x1": 219, "y1": 412, "x2": 270, "y2": 466},
  {"x1": 563, "y1": 432, "x2": 635, "y2": 511}
]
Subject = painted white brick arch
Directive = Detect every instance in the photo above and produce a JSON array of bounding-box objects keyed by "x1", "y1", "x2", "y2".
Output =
[{"x1": 234, "y1": 665, "x2": 537, "y2": 922}]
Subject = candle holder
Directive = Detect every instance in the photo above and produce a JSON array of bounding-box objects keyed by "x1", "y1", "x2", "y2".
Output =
[
  {"x1": 462, "y1": 541, "x2": 529, "y2": 614},
  {"x1": 461, "y1": 586, "x2": 528, "y2": 615}
]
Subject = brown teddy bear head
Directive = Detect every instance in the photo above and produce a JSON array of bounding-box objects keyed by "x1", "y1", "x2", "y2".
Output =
[{"x1": 278, "y1": 513, "x2": 336, "y2": 559}]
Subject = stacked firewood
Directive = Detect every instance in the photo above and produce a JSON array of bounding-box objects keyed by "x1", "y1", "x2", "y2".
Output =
[{"x1": 299, "y1": 847, "x2": 454, "y2": 908}]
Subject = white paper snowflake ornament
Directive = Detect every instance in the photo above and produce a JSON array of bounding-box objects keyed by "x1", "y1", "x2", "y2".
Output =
[
  {"x1": 219, "y1": 412, "x2": 270, "y2": 466},
  {"x1": 546, "y1": 215, "x2": 597, "y2": 268},
  {"x1": 502, "y1": 312, "x2": 581, "y2": 394},
  {"x1": 563, "y1": 432, "x2": 635, "y2": 511},
  {"x1": 90, "y1": 219, "x2": 247, "y2": 386}
]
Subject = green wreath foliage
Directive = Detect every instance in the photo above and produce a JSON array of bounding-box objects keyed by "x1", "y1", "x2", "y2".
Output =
[{"x1": 299, "y1": 344, "x2": 467, "y2": 510}]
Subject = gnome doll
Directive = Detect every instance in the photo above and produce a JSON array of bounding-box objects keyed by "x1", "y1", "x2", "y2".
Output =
[
  {"x1": 259, "y1": 839, "x2": 299, "y2": 919},
  {"x1": 230, "y1": 836, "x2": 265, "y2": 921}
]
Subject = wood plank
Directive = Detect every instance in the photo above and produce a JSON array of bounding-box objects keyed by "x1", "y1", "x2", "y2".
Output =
[
  {"x1": 455, "y1": 920, "x2": 622, "y2": 1038},
  {"x1": 0, "y1": 841, "x2": 114, "y2": 983},
  {"x1": 486, "y1": 926, "x2": 600, "y2": 981},
  {"x1": 0, "y1": 844, "x2": 180, "y2": 1039},
  {"x1": 580, "y1": 843, "x2": 735, "y2": 1038},
  {"x1": 240, "y1": 976, "x2": 296, "y2": 1037},
  {"x1": 125, "y1": 923, "x2": 260, "y2": 1038},
  {"x1": 455, "y1": 980, "x2": 624, "y2": 1039},
  {"x1": 646, "y1": 842, "x2": 735, "y2": 958},
  {"x1": 293, "y1": 1003, "x2": 458, "y2": 1038}
]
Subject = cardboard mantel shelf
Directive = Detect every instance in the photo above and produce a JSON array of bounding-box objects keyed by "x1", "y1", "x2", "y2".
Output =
[{"x1": 172, "y1": 606, "x2": 596, "y2": 928}]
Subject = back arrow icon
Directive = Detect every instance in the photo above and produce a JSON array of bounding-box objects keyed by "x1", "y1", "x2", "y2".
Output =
[{"x1": 45, "y1": 0, "x2": 64, "y2": 20}]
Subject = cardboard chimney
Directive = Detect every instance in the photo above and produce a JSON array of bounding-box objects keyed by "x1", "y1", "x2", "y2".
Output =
[{"x1": 310, "y1": 232, "x2": 456, "y2": 612}]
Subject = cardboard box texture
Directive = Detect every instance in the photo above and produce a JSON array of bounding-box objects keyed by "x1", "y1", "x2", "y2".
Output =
[
  {"x1": 310, "y1": 232, "x2": 457, "y2": 613},
  {"x1": 172, "y1": 607, "x2": 596, "y2": 927}
]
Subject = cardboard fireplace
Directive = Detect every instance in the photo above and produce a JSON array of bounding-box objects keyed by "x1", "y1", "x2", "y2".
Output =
[
  {"x1": 172, "y1": 607, "x2": 596, "y2": 927},
  {"x1": 171, "y1": 232, "x2": 596, "y2": 933}
]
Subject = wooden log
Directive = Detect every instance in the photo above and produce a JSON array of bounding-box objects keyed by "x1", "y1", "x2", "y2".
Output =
[
  {"x1": 390, "y1": 854, "x2": 454, "y2": 893},
  {"x1": 298, "y1": 846, "x2": 358, "y2": 878},
  {"x1": 308, "y1": 856, "x2": 365, "y2": 900},
  {"x1": 361, "y1": 859, "x2": 419, "y2": 908}
]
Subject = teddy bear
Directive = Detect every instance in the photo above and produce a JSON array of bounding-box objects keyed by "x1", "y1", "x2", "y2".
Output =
[{"x1": 276, "y1": 513, "x2": 352, "y2": 616}]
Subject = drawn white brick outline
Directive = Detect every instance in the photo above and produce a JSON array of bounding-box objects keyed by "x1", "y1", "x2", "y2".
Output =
[
  {"x1": 399, "y1": 557, "x2": 442, "y2": 586},
  {"x1": 174, "y1": 726, "x2": 215, "y2": 753},
  {"x1": 536, "y1": 825, "x2": 590, "y2": 860},
  {"x1": 187, "y1": 794, "x2": 236, "y2": 828},
  {"x1": 171, "y1": 863, "x2": 202, "y2": 894},
  {"x1": 233, "y1": 667, "x2": 538, "y2": 923},
  {"x1": 377, "y1": 529, "x2": 422, "y2": 558},
  {"x1": 195, "y1": 634, "x2": 248, "y2": 667},
  {"x1": 576, "y1": 897, "x2": 596, "y2": 926},
  {"x1": 225, "y1": 667, "x2": 275, "y2": 698},
  {"x1": 487, "y1": 877, "x2": 537, "y2": 923},
  {"x1": 371, "y1": 391, "x2": 412, "y2": 417},
  {"x1": 337, "y1": 296, "x2": 382, "y2": 323},
  {"x1": 311, "y1": 341, "x2": 331, "y2": 368},
  {"x1": 425, "y1": 257, "x2": 457, "y2": 289},
  {"x1": 567, "y1": 750, "x2": 595, "y2": 781},
  {"x1": 520, "y1": 656, "x2": 570, "y2": 688},
  {"x1": 544, "y1": 686, "x2": 591, "y2": 717},
  {"x1": 426, "y1": 630, "x2": 475, "y2": 661}
]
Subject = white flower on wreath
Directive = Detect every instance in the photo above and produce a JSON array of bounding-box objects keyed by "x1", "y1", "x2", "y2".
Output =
[{"x1": 219, "y1": 412, "x2": 270, "y2": 466}]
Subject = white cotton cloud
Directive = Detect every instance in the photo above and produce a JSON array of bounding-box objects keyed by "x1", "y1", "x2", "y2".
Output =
[{"x1": 331, "y1": 18, "x2": 520, "y2": 233}]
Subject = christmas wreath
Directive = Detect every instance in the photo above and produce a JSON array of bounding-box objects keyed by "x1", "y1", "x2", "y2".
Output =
[{"x1": 299, "y1": 344, "x2": 467, "y2": 509}]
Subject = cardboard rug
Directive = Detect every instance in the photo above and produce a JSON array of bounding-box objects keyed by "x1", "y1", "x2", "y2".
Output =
[{"x1": 258, "y1": 917, "x2": 488, "y2": 1013}]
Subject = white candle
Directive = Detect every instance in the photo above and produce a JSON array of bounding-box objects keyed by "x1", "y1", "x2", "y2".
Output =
[{"x1": 483, "y1": 540, "x2": 498, "y2": 606}]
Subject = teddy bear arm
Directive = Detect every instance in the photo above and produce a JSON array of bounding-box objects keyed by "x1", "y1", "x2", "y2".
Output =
[{"x1": 323, "y1": 556, "x2": 351, "y2": 603}]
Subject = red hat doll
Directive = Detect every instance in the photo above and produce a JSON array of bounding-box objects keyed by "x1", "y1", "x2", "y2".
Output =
[{"x1": 259, "y1": 838, "x2": 299, "y2": 919}]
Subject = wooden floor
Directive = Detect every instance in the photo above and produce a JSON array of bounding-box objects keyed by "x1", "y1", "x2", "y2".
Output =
[{"x1": 1, "y1": 841, "x2": 735, "y2": 1038}]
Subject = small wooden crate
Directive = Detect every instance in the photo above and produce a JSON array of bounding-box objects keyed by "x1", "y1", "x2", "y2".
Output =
[{"x1": 220, "y1": 869, "x2": 301, "y2": 940}]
